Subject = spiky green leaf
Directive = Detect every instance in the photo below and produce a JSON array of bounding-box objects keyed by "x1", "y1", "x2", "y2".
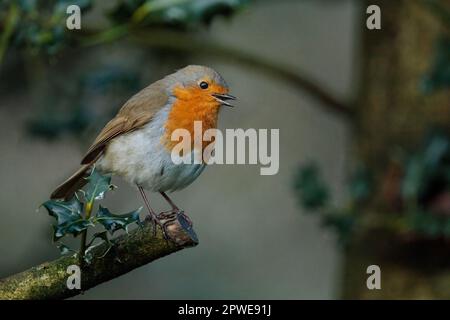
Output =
[
  {"x1": 84, "y1": 167, "x2": 113, "y2": 202},
  {"x1": 95, "y1": 205, "x2": 142, "y2": 234},
  {"x1": 42, "y1": 196, "x2": 83, "y2": 225},
  {"x1": 42, "y1": 197, "x2": 94, "y2": 240}
]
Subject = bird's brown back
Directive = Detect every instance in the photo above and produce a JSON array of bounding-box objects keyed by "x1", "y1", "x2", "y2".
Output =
[{"x1": 81, "y1": 79, "x2": 169, "y2": 164}]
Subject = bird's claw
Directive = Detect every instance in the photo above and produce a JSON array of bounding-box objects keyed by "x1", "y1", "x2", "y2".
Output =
[
  {"x1": 145, "y1": 211, "x2": 177, "y2": 243},
  {"x1": 158, "y1": 209, "x2": 193, "y2": 227},
  {"x1": 145, "y1": 208, "x2": 193, "y2": 243}
]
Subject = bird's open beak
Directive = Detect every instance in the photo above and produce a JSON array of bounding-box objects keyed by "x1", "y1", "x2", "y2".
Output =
[{"x1": 212, "y1": 93, "x2": 237, "y2": 107}]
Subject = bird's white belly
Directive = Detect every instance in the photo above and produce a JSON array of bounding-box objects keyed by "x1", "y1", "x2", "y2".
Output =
[{"x1": 96, "y1": 111, "x2": 206, "y2": 192}]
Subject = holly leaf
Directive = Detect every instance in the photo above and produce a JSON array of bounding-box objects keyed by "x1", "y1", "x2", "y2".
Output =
[
  {"x1": 86, "y1": 231, "x2": 110, "y2": 248},
  {"x1": 84, "y1": 231, "x2": 114, "y2": 262},
  {"x1": 42, "y1": 196, "x2": 92, "y2": 240},
  {"x1": 42, "y1": 196, "x2": 83, "y2": 224},
  {"x1": 95, "y1": 205, "x2": 142, "y2": 234},
  {"x1": 84, "y1": 167, "x2": 113, "y2": 202},
  {"x1": 52, "y1": 218, "x2": 93, "y2": 241}
]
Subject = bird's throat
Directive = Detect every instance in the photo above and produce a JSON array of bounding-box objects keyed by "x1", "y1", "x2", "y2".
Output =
[{"x1": 162, "y1": 86, "x2": 220, "y2": 153}]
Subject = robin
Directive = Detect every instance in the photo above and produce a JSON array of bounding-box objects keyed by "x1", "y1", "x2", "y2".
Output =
[{"x1": 50, "y1": 65, "x2": 236, "y2": 234}]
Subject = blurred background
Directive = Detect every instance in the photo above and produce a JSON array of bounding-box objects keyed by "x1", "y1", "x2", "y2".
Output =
[{"x1": 0, "y1": 0, "x2": 449, "y2": 299}]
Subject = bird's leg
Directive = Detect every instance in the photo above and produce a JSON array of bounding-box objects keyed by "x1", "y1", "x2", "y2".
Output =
[
  {"x1": 159, "y1": 191, "x2": 193, "y2": 227},
  {"x1": 160, "y1": 191, "x2": 179, "y2": 211},
  {"x1": 138, "y1": 186, "x2": 170, "y2": 238}
]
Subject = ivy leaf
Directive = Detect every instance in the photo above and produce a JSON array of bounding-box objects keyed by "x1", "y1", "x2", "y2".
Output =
[
  {"x1": 42, "y1": 196, "x2": 92, "y2": 240},
  {"x1": 95, "y1": 206, "x2": 142, "y2": 235},
  {"x1": 84, "y1": 167, "x2": 113, "y2": 202}
]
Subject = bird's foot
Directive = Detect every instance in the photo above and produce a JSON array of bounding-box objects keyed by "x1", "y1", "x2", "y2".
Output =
[
  {"x1": 145, "y1": 212, "x2": 174, "y2": 241},
  {"x1": 159, "y1": 208, "x2": 193, "y2": 228},
  {"x1": 144, "y1": 209, "x2": 194, "y2": 244}
]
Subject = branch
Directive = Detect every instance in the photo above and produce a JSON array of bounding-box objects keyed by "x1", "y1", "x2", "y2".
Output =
[
  {"x1": 0, "y1": 213, "x2": 198, "y2": 300},
  {"x1": 149, "y1": 34, "x2": 352, "y2": 116},
  {"x1": 79, "y1": 28, "x2": 353, "y2": 118}
]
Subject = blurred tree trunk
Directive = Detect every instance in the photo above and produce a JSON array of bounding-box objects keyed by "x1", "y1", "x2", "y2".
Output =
[{"x1": 342, "y1": 0, "x2": 450, "y2": 299}]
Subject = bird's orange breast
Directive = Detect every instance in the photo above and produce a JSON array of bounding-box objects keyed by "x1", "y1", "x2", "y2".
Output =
[{"x1": 162, "y1": 86, "x2": 222, "y2": 152}]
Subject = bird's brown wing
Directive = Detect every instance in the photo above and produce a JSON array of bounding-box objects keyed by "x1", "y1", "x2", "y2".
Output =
[
  {"x1": 81, "y1": 80, "x2": 169, "y2": 164},
  {"x1": 51, "y1": 79, "x2": 169, "y2": 200}
]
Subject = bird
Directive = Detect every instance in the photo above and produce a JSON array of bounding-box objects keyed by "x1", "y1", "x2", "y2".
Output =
[{"x1": 50, "y1": 65, "x2": 235, "y2": 236}]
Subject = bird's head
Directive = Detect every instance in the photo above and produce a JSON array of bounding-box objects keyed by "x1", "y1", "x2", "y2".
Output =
[
  {"x1": 166, "y1": 65, "x2": 236, "y2": 108},
  {"x1": 161, "y1": 65, "x2": 236, "y2": 153}
]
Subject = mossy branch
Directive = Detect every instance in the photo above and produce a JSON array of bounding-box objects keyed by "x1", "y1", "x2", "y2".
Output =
[{"x1": 0, "y1": 213, "x2": 198, "y2": 300}]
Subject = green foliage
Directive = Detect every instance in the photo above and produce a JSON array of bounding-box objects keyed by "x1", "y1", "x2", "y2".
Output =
[
  {"x1": 405, "y1": 211, "x2": 450, "y2": 238},
  {"x1": 80, "y1": 68, "x2": 140, "y2": 94},
  {"x1": 293, "y1": 132, "x2": 450, "y2": 245},
  {"x1": 0, "y1": 0, "x2": 248, "y2": 59},
  {"x1": 42, "y1": 167, "x2": 141, "y2": 262},
  {"x1": 127, "y1": 0, "x2": 249, "y2": 28},
  {"x1": 42, "y1": 196, "x2": 92, "y2": 240},
  {"x1": 293, "y1": 163, "x2": 329, "y2": 210},
  {"x1": 322, "y1": 212, "x2": 355, "y2": 244},
  {"x1": 96, "y1": 206, "x2": 142, "y2": 234},
  {"x1": 84, "y1": 169, "x2": 113, "y2": 202},
  {"x1": 402, "y1": 155, "x2": 426, "y2": 202},
  {"x1": 348, "y1": 167, "x2": 373, "y2": 204},
  {"x1": 293, "y1": 163, "x2": 355, "y2": 245},
  {"x1": 27, "y1": 105, "x2": 91, "y2": 140},
  {"x1": 402, "y1": 132, "x2": 450, "y2": 205},
  {"x1": 27, "y1": 66, "x2": 140, "y2": 140},
  {"x1": 2, "y1": 0, "x2": 92, "y2": 56},
  {"x1": 84, "y1": 231, "x2": 113, "y2": 263},
  {"x1": 422, "y1": 36, "x2": 450, "y2": 93}
]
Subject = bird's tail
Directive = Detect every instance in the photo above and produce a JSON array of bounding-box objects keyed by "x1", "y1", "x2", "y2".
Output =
[{"x1": 50, "y1": 165, "x2": 92, "y2": 200}]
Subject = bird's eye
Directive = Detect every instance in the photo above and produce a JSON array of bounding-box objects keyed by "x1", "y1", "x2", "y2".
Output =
[{"x1": 199, "y1": 81, "x2": 209, "y2": 89}]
